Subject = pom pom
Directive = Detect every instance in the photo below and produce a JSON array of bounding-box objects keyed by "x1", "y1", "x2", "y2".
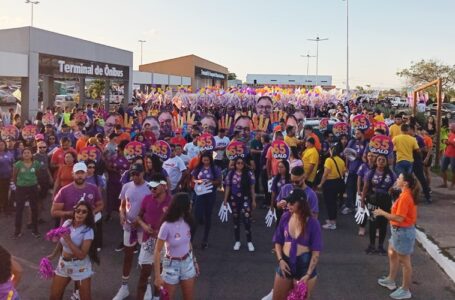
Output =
[
  {"x1": 39, "y1": 257, "x2": 54, "y2": 280},
  {"x1": 287, "y1": 281, "x2": 308, "y2": 300},
  {"x1": 46, "y1": 226, "x2": 71, "y2": 242},
  {"x1": 160, "y1": 287, "x2": 170, "y2": 300}
]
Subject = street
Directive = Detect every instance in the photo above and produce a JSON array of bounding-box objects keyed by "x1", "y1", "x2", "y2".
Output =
[{"x1": 1, "y1": 191, "x2": 455, "y2": 300}]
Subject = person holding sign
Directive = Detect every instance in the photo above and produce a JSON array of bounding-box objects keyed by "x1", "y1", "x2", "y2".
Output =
[
  {"x1": 191, "y1": 152, "x2": 221, "y2": 249},
  {"x1": 223, "y1": 157, "x2": 257, "y2": 252}
]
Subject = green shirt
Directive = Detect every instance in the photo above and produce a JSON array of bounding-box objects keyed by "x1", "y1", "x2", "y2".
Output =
[{"x1": 15, "y1": 160, "x2": 40, "y2": 187}]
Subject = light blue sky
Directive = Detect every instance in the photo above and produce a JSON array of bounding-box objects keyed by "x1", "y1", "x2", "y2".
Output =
[{"x1": 1, "y1": 0, "x2": 454, "y2": 89}]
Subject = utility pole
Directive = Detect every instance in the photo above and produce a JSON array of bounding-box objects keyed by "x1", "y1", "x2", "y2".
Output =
[
  {"x1": 307, "y1": 36, "x2": 328, "y2": 86},
  {"x1": 343, "y1": 0, "x2": 350, "y2": 95},
  {"x1": 138, "y1": 40, "x2": 146, "y2": 65},
  {"x1": 25, "y1": 0, "x2": 40, "y2": 27}
]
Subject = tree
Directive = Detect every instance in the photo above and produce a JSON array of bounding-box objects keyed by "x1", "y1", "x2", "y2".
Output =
[
  {"x1": 228, "y1": 73, "x2": 237, "y2": 80},
  {"x1": 87, "y1": 79, "x2": 105, "y2": 99},
  {"x1": 397, "y1": 59, "x2": 455, "y2": 89}
]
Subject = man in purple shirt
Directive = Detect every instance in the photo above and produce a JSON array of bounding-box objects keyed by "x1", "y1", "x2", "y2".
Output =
[
  {"x1": 51, "y1": 162, "x2": 103, "y2": 221},
  {"x1": 276, "y1": 166, "x2": 319, "y2": 217},
  {"x1": 343, "y1": 129, "x2": 367, "y2": 215}
]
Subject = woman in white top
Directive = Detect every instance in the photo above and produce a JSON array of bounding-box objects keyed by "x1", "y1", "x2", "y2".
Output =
[{"x1": 49, "y1": 201, "x2": 99, "y2": 300}]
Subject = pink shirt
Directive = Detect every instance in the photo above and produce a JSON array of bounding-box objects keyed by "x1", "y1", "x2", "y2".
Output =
[
  {"x1": 158, "y1": 218, "x2": 191, "y2": 257},
  {"x1": 141, "y1": 193, "x2": 171, "y2": 241}
]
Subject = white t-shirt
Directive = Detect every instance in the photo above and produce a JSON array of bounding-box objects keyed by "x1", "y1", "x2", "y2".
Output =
[
  {"x1": 214, "y1": 136, "x2": 230, "y2": 160},
  {"x1": 119, "y1": 181, "x2": 151, "y2": 230},
  {"x1": 60, "y1": 220, "x2": 94, "y2": 255},
  {"x1": 184, "y1": 142, "x2": 201, "y2": 160},
  {"x1": 163, "y1": 156, "x2": 187, "y2": 190},
  {"x1": 178, "y1": 153, "x2": 190, "y2": 165}
]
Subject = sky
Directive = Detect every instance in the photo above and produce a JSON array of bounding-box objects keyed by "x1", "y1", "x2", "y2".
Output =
[{"x1": 1, "y1": 0, "x2": 454, "y2": 89}]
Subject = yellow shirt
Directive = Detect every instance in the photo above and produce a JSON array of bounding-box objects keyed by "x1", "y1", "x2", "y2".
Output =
[
  {"x1": 374, "y1": 114, "x2": 385, "y2": 122},
  {"x1": 324, "y1": 156, "x2": 346, "y2": 180},
  {"x1": 284, "y1": 135, "x2": 298, "y2": 148},
  {"x1": 393, "y1": 134, "x2": 419, "y2": 163},
  {"x1": 389, "y1": 124, "x2": 402, "y2": 139},
  {"x1": 302, "y1": 147, "x2": 319, "y2": 182}
]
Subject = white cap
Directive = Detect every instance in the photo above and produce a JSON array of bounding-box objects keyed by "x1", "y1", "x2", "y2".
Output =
[
  {"x1": 147, "y1": 180, "x2": 167, "y2": 188},
  {"x1": 73, "y1": 162, "x2": 88, "y2": 173}
]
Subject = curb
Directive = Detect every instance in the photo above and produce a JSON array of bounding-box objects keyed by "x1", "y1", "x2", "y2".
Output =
[{"x1": 416, "y1": 228, "x2": 455, "y2": 282}]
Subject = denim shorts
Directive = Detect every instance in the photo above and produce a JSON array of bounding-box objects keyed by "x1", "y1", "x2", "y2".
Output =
[
  {"x1": 161, "y1": 254, "x2": 196, "y2": 285},
  {"x1": 55, "y1": 256, "x2": 93, "y2": 281},
  {"x1": 389, "y1": 226, "x2": 416, "y2": 255},
  {"x1": 441, "y1": 156, "x2": 455, "y2": 172},
  {"x1": 275, "y1": 252, "x2": 317, "y2": 280}
]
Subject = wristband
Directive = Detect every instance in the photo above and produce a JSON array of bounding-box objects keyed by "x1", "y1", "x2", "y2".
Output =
[{"x1": 278, "y1": 258, "x2": 284, "y2": 262}]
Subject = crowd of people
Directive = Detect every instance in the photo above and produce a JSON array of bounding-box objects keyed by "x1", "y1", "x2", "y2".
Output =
[{"x1": 0, "y1": 86, "x2": 454, "y2": 300}]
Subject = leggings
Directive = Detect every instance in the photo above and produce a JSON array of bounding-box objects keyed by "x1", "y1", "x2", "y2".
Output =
[
  {"x1": 106, "y1": 180, "x2": 121, "y2": 214},
  {"x1": 193, "y1": 191, "x2": 216, "y2": 243},
  {"x1": 260, "y1": 169, "x2": 271, "y2": 207},
  {"x1": 367, "y1": 193, "x2": 392, "y2": 247},
  {"x1": 0, "y1": 178, "x2": 9, "y2": 212},
  {"x1": 230, "y1": 194, "x2": 252, "y2": 242},
  {"x1": 322, "y1": 179, "x2": 345, "y2": 221},
  {"x1": 15, "y1": 185, "x2": 38, "y2": 233}
]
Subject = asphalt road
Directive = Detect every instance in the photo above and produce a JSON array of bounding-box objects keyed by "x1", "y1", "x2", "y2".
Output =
[{"x1": 1, "y1": 191, "x2": 454, "y2": 300}]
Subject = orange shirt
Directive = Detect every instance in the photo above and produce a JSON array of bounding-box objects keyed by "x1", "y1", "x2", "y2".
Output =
[
  {"x1": 266, "y1": 147, "x2": 280, "y2": 176},
  {"x1": 309, "y1": 133, "x2": 321, "y2": 152},
  {"x1": 423, "y1": 135, "x2": 433, "y2": 149},
  {"x1": 76, "y1": 137, "x2": 89, "y2": 153},
  {"x1": 391, "y1": 188, "x2": 417, "y2": 227},
  {"x1": 116, "y1": 132, "x2": 131, "y2": 144},
  {"x1": 56, "y1": 165, "x2": 74, "y2": 191}
]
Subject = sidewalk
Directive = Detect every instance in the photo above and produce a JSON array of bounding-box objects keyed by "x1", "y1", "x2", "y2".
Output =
[{"x1": 415, "y1": 173, "x2": 455, "y2": 282}]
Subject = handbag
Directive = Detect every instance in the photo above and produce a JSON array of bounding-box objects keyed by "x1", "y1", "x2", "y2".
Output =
[{"x1": 330, "y1": 157, "x2": 346, "y2": 193}]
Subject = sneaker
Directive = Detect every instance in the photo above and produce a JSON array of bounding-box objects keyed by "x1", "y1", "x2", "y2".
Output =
[
  {"x1": 97, "y1": 248, "x2": 102, "y2": 252},
  {"x1": 247, "y1": 242, "x2": 255, "y2": 252},
  {"x1": 12, "y1": 232, "x2": 22, "y2": 240},
  {"x1": 115, "y1": 242, "x2": 125, "y2": 252},
  {"x1": 341, "y1": 207, "x2": 353, "y2": 215},
  {"x1": 389, "y1": 287, "x2": 412, "y2": 299},
  {"x1": 233, "y1": 241, "x2": 241, "y2": 251},
  {"x1": 322, "y1": 223, "x2": 336, "y2": 230},
  {"x1": 365, "y1": 245, "x2": 376, "y2": 255},
  {"x1": 70, "y1": 290, "x2": 80, "y2": 300},
  {"x1": 113, "y1": 285, "x2": 129, "y2": 300},
  {"x1": 378, "y1": 276, "x2": 397, "y2": 290},
  {"x1": 144, "y1": 284, "x2": 152, "y2": 300},
  {"x1": 31, "y1": 231, "x2": 41, "y2": 239},
  {"x1": 133, "y1": 245, "x2": 139, "y2": 254},
  {"x1": 377, "y1": 246, "x2": 387, "y2": 256}
]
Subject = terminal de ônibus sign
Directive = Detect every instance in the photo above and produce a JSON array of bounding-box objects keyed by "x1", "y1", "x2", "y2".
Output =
[
  {"x1": 39, "y1": 54, "x2": 128, "y2": 79},
  {"x1": 57, "y1": 60, "x2": 124, "y2": 78}
]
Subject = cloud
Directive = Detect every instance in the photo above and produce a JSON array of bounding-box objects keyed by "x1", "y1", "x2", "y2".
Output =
[{"x1": 0, "y1": 16, "x2": 27, "y2": 29}]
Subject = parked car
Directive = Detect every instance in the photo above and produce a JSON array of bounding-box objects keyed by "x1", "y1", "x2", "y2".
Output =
[
  {"x1": 0, "y1": 90, "x2": 18, "y2": 106},
  {"x1": 425, "y1": 103, "x2": 455, "y2": 119},
  {"x1": 390, "y1": 97, "x2": 408, "y2": 107},
  {"x1": 54, "y1": 95, "x2": 76, "y2": 109}
]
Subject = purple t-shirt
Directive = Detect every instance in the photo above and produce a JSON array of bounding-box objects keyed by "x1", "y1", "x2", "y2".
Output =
[
  {"x1": 191, "y1": 166, "x2": 221, "y2": 181},
  {"x1": 158, "y1": 218, "x2": 191, "y2": 257},
  {"x1": 0, "y1": 151, "x2": 14, "y2": 180},
  {"x1": 108, "y1": 155, "x2": 130, "y2": 182},
  {"x1": 346, "y1": 139, "x2": 367, "y2": 174},
  {"x1": 276, "y1": 184, "x2": 319, "y2": 214},
  {"x1": 273, "y1": 212, "x2": 322, "y2": 251},
  {"x1": 54, "y1": 182, "x2": 102, "y2": 212},
  {"x1": 141, "y1": 193, "x2": 171, "y2": 241},
  {"x1": 356, "y1": 162, "x2": 371, "y2": 178},
  {"x1": 0, "y1": 279, "x2": 18, "y2": 300},
  {"x1": 119, "y1": 181, "x2": 151, "y2": 231},
  {"x1": 225, "y1": 170, "x2": 255, "y2": 197},
  {"x1": 271, "y1": 176, "x2": 288, "y2": 195},
  {"x1": 364, "y1": 169, "x2": 397, "y2": 194}
]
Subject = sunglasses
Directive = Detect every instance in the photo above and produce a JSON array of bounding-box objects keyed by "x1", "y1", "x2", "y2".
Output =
[{"x1": 75, "y1": 209, "x2": 88, "y2": 215}]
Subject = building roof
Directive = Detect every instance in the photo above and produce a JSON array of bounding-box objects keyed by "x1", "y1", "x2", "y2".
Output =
[{"x1": 141, "y1": 54, "x2": 228, "y2": 71}]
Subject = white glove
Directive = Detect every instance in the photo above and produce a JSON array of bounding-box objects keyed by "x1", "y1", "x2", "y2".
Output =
[
  {"x1": 265, "y1": 208, "x2": 277, "y2": 227},
  {"x1": 355, "y1": 207, "x2": 366, "y2": 224},
  {"x1": 355, "y1": 194, "x2": 362, "y2": 208},
  {"x1": 267, "y1": 179, "x2": 273, "y2": 193},
  {"x1": 9, "y1": 182, "x2": 16, "y2": 191},
  {"x1": 218, "y1": 203, "x2": 232, "y2": 223}
]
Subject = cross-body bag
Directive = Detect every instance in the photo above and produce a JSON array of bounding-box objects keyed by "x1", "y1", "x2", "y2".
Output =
[{"x1": 330, "y1": 157, "x2": 346, "y2": 192}]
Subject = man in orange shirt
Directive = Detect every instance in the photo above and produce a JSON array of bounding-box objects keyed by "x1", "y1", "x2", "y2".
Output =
[
  {"x1": 419, "y1": 128, "x2": 433, "y2": 185},
  {"x1": 266, "y1": 131, "x2": 284, "y2": 179},
  {"x1": 303, "y1": 125, "x2": 321, "y2": 152}
]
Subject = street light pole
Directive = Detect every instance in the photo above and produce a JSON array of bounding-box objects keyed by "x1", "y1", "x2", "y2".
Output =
[
  {"x1": 300, "y1": 53, "x2": 316, "y2": 76},
  {"x1": 138, "y1": 40, "x2": 146, "y2": 65},
  {"x1": 307, "y1": 36, "x2": 328, "y2": 86},
  {"x1": 344, "y1": 0, "x2": 350, "y2": 95},
  {"x1": 25, "y1": 0, "x2": 40, "y2": 27}
]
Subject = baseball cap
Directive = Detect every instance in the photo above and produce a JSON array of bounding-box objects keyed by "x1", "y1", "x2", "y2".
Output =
[
  {"x1": 129, "y1": 163, "x2": 144, "y2": 174},
  {"x1": 147, "y1": 180, "x2": 167, "y2": 188},
  {"x1": 285, "y1": 188, "x2": 307, "y2": 204},
  {"x1": 73, "y1": 162, "x2": 88, "y2": 173}
]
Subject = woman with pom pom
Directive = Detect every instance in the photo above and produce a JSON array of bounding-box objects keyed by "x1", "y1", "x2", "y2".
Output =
[{"x1": 48, "y1": 201, "x2": 99, "y2": 300}]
